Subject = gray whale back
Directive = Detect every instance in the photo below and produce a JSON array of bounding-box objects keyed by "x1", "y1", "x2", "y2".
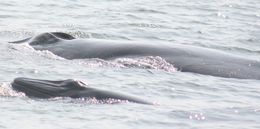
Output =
[
  {"x1": 9, "y1": 32, "x2": 260, "y2": 80},
  {"x1": 11, "y1": 77, "x2": 152, "y2": 105}
]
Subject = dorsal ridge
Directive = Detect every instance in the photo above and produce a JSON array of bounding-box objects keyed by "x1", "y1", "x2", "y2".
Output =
[
  {"x1": 29, "y1": 32, "x2": 75, "y2": 45},
  {"x1": 9, "y1": 32, "x2": 75, "y2": 45},
  {"x1": 51, "y1": 32, "x2": 75, "y2": 40}
]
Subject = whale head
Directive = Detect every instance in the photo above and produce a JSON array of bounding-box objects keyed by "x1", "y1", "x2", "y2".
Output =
[{"x1": 11, "y1": 77, "x2": 86, "y2": 98}]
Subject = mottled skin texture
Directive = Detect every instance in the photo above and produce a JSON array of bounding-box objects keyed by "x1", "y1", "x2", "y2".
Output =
[
  {"x1": 10, "y1": 32, "x2": 260, "y2": 80},
  {"x1": 11, "y1": 77, "x2": 152, "y2": 105}
]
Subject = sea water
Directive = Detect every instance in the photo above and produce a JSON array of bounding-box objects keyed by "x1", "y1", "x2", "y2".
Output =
[{"x1": 0, "y1": 0, "x2": 259, "y2": 129}]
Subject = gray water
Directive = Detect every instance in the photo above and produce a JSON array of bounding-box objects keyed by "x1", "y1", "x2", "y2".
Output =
[{"x1": 0, "y1": 0, "x2": 260, "y2": 129}]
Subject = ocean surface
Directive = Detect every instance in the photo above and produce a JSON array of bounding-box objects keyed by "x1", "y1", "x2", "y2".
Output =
[{"x1": 0, "y1": 0, "x2": 260, "y2": 129}]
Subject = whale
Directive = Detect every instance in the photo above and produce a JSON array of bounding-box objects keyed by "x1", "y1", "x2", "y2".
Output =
[
  {"x1": 11, "y1": 77, "x2": 152, "y2": 105},
  {"x1": 9, "y1": 32, "x2": 260, "y2": 80}
]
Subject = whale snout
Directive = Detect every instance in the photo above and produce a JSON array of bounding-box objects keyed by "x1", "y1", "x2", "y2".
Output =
[
  {"x1": 11, "y1": 77, "x2": 70, "y2": 98},
  {"x1": 12, "y1": 77, "x2": 41, "y2": 91}
]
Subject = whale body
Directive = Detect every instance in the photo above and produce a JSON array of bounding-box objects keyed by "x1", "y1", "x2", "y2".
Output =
[
  {"x1": 9, "y1": 32, "x2": 260, "y2": 80},
  {"x1": 11, "y1": 77, "x2": 152, "y2": 104}
]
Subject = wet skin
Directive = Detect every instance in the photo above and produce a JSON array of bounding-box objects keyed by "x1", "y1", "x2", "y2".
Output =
[
  {"x1": 9, "y1": 32, "x2": 260, "y2": 80},
  {"x1": 11, "y1": 77, "x2": 152, "y2": 105}
]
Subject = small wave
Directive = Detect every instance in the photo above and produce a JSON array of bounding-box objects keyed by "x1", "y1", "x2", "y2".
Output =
[
  {"x1": 0, "y1": 30, "x2": 34, "y2": 39},
  {"x1": 35, "y1": 97, "x2": 131, "y2": 104},
  {"x1": 8, "y1": 43, "x2": 65, "y2": 60},
  {"x1": 69, "y1": 97, "x2": 131, "y2": 105},
  {"x1": 0, "y1": 83, "x2": 25, "y2": 97},
  {"x1": 136, "y1": 8, "x2": 167, "y2": 14},
  {"x1": 0, "y1": 86, "x2": 139, "y2": 105}
]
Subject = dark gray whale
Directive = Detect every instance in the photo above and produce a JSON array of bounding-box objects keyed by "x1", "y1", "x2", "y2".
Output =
[
  {"x1": 9, "y1": 32, "x2": 260, "y2": 80},
  {"x1": 11, "y1": 77, "x2": 152, "y2": 105}
]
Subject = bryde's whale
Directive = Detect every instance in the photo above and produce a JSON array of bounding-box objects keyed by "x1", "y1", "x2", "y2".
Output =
[
  {"x1": 11, "y1": 77, "x2": 152, "y2": 104},
  {"x1": 9, "y1": 32, "x2": 260, "y2": 80}
]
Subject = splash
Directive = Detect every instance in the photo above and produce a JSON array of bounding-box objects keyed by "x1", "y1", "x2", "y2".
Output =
[
  {"x1": 76, "y1": 97, "x2": 130, "y2": 104},
  {"x1": 114, "y1": 56, "x2": 177, "y2": 72},
  {"x1": 47, "y1": 97, "x2": 131, "y2": 104},
  {"x1": 0, "y1": 83, "x2": 25, "y2": 97},
  {"x1": 76, "y1": 56, "x2": 177, "y2": 73},
  {"x1": 8, "y1": 43, "x2": 64, "y2": 60}
]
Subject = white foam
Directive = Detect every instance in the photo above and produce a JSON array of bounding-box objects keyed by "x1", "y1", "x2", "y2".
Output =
[
  {"x1": 113, "y1": 56, "x2": 177, "y2": 72},
  {"x1": 75, "y1": 56, "x2": 177, "y2": 73},
  {"x1": 8, "y1": 43, "x2": 65, "y2": 60},
  {"x1": 0, "y1": 83, "x2": 25, "y2": 97}
]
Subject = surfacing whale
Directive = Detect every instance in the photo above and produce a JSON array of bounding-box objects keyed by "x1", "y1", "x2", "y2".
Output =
[
  {"x1": 9, "y1": 32, "x2": 260, "y2": 80},
  {"x1": 11, "y1": 77, "x2": 152, "y2": 105}
]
